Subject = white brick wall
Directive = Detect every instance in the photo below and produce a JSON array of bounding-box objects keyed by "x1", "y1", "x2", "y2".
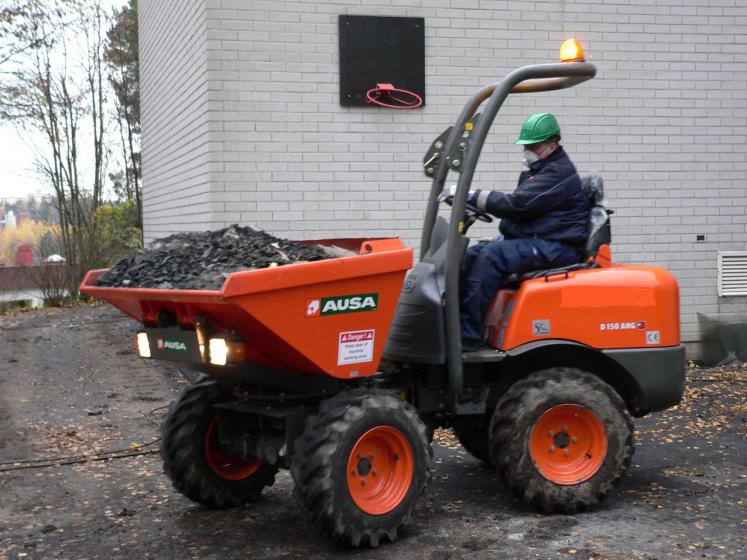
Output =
[
  {"x1": 140, "y1": 0, "x2": 747, "y2": 346},
  {"x1": 140, "y1": 0, "x2": 211, "y2": 237}
]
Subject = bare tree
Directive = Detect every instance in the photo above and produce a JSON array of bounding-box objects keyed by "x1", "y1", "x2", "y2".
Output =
[
  {"x1": 105, "y1": 0, "x2": 140, "y2": 231},
  {"x1": 0, "y1": 1, "x2": 42, "y2": 69},
  {"x1": 81, "y1": 0, "x2": 107, "y2": 210},
  {"x1": 1, "y1": 0, "x2": 111, "y2": 297},
  {"x1": 29, "y1": 263, "x2": 68, "y2": 306}
]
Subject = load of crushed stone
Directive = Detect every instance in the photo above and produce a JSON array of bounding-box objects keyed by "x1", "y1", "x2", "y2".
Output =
[{"x1": 95, "y1": 224, "x2": 354, "y2": 290}]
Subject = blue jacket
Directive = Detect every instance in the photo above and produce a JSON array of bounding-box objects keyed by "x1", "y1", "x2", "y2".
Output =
[{"x1": 478, "y1": 147, "x2": 590, "y2": 245}]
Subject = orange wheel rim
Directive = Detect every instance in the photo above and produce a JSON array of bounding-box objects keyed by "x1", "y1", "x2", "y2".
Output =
[
  {"x1": 204, "y1": 417, "x2": 261, "y2": 481},
  {"x1": 346, "y1": 426, "x2": 414, "y2": 515},
  {"x1": 529, "y1": 404, "x2": 607, "y2": 485}
]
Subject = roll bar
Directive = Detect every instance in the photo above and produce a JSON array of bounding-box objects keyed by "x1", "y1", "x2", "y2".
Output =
[{"x1": 419, "y1": 61, "x2": 597, "y2": 407}]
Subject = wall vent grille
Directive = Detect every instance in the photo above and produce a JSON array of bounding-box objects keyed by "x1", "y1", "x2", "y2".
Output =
[{"x1": 718, "y1": 251, "x2": 747, "y2": 296}]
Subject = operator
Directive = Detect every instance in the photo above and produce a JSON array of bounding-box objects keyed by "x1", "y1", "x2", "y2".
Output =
[{"x1": 446, "y1": 113, "x2": 590, "y2": 351}]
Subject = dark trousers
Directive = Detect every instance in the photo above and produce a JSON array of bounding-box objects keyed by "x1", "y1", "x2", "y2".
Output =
[{"x1": 460, "y1": 238, "x2": 581, "y2": 342}]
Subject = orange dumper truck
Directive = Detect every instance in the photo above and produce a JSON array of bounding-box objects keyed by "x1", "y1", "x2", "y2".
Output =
[{"x1": 82, "y1": 40, "x2": 684, "y2": 548}]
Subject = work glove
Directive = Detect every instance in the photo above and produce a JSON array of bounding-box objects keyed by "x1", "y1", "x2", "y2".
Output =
[{"x1": 439, "y1": 184, "x2": 480, "y2": 206}]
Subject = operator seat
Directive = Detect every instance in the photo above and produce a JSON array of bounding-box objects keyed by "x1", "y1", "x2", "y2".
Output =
[
  {"x1": 580, "y1": 173, "x2": 610, "y2": 258},
  {"x1": 503, "y1": 173, "x2": 611, "y2": 285}
]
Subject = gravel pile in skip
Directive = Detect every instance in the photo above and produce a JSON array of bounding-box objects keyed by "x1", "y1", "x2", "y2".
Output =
[{"x1": 95, "y1": 224, "x2": 350, "y2": 290}]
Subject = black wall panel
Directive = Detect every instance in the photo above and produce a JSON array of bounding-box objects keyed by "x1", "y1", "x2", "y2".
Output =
[{"x1": 339, "y1": 15, "x2": 425, "y2": 108}]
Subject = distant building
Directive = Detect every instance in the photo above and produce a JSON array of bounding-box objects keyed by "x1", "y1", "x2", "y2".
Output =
[
  {"x1": 0, "y1": 264, "x2": 66, "y2": 310},
  {"x1": 13, "y1": 206, "x2": 32, "y2": 225},
  {"x1": 15, "y1": 244, "x2": 33, "y2": 267},
  {"x1": 2, "y1": 210, "x2": 17, "y2": 229}
]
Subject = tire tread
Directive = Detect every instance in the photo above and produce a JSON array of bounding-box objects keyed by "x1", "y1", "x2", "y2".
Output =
[
  {"x1": 489, "y1": 368, "x2": 634, "y2": 513},
  {"x1": 161, "y1": 378, "x2": 278, "y2": 509},
  {"x1": 292, "y1": 388, "x2": 432, "y2": 547}
]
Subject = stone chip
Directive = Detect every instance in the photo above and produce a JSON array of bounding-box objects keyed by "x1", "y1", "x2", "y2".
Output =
[{"x1": 95, "y1": 224, "x2": 350, "y2": 290}]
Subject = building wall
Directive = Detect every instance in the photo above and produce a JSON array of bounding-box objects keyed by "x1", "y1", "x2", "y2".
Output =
[
  {"x1": 139, "y1": 0, "x2": 212, "y2": 238},
  {"x1": 140, "y1": 0, "x2": 747, "y2": 345}
]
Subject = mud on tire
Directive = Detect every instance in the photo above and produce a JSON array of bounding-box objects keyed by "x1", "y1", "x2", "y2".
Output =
[
  {"x1": 291, "y1": 389, "x2": 432, "y2": 547},
  {"x1": 161, "y1": 377, "x2": 278, "y2": 509},
  {"x1": 489, "y1": 368, "x2": 634, "y2": 513}
]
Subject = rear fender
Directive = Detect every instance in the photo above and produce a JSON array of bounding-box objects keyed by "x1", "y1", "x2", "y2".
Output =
[{"x1": 498, "y1": 341, "x2": 649, "y2": 416}]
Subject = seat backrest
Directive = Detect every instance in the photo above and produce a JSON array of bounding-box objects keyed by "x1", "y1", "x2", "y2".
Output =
[
  {"x1": 581, "y1": 173, "x2": 604, "y2": 203},
  {"x1": 580, "y1": 173, "x2": 611, "y2": 259},
  {"x1": 585, "y1": 206, "x2": 611, "y2": 258}
]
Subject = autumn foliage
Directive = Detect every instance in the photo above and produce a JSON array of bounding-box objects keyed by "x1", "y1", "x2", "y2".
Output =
[{"x1": 0, "y1": 220, "x2": 58, "y2": 266}]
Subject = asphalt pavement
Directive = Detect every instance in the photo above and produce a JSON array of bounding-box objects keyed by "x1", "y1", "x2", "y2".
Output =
[{"x1": 0, "y1": 305, "x2": 745, "y2": 559}]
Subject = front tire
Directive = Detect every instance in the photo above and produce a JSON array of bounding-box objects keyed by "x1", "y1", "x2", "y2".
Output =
[
  {"x1": 291, "y1": 389, "x2": 432, "y2": 547},
  {"x1": 489, "y1": 368, "x2": 633, "y2": 513},
  {"x1": 161, "y1": 378, "x2": 278, "y2": 509}
]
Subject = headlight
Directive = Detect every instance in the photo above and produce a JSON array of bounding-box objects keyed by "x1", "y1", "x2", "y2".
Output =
[
  {"x1": 208, "y1": 337, "x2": 245, "y2": 366},
  {"x1": 208, "y1": 338, "x2": 228, "y2": 366},
  {"x1": 136, "y1": 332, "x2": 151, "y2": 358}
]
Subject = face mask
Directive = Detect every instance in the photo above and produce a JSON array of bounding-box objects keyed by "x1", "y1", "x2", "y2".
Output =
[
  {"x1": 522, "y1": 142, "x2": 557, "y2": 167},
  {"x1": 522, "y1": 148, "x2": 540, "y2": 167}
]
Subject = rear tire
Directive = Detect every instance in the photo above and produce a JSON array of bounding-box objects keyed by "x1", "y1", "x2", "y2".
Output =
[
  {"x1": 291, "y1": 389, "x2": 432, "y2": 547},
  {"x1": 452, "y1": 414, "x2": 493, "y2": 465},
  {"x1": 489, "y1": 368, "x2": 633, "y2": 513},
  {"x1": 161, "y1": 378, "x2": 278, "y2": 509}
]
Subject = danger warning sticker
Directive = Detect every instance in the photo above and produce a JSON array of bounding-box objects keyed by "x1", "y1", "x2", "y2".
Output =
[{"x1": 338, "y1": 329, "x2": 375, "y2": 366}]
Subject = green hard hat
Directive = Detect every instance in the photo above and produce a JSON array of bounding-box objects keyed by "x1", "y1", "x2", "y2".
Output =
[{"x1": 515, "y1": 113, "x2": 561, "y2": 144}]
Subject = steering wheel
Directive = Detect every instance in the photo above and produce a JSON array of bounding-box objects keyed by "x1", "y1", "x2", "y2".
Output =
[
  {"x1": 440, "y1": 194, "x2": 493, "y2": 223},
  {"x1": 465, "y1": 202, "x2": 493, "y2": 223}
]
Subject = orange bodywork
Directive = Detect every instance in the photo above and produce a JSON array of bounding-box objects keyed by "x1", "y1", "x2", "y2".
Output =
[
  {"x1": 487, "y1": 264, "x2": 680, "y2": 351},
  {"x1": 80, "y1": 238, "x2": 412, "y2": 379}
]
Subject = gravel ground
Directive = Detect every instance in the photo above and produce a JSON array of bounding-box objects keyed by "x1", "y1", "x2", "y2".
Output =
[{"x1": 0, "y1": 305, "x2": 745, "y2": 559}]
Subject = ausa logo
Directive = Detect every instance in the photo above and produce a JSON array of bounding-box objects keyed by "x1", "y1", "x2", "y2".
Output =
[
  {"x1": 306, "y1": 293, "x2": 379, "y2": 317},
  {"x1": 156, "y1": 338, "x2": 187, "y2": 351}
]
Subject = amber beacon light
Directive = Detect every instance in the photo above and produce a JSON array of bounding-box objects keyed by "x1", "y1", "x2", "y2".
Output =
[{"x1": 560, "y1": 38, "x2": 585, "y2": 63}]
